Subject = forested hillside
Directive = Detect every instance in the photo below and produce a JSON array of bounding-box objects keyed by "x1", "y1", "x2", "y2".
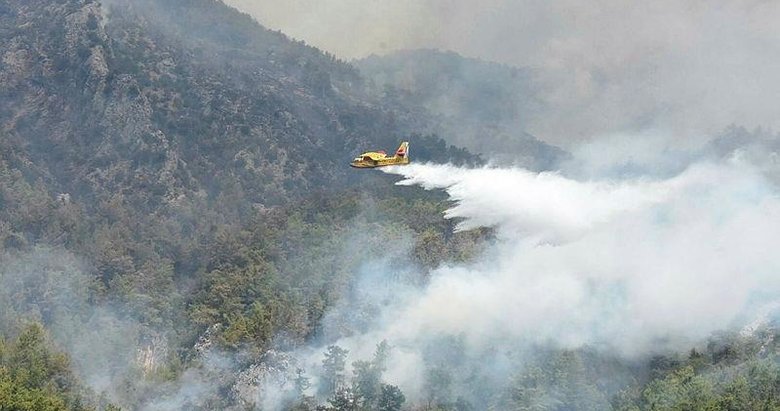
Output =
[
  {"x1": 0, "y1": 0, "x2": 485, "y2": 408},
  {"x1": 0, "y1": 0, "x2": 777, "y2": 410},
  {"x1": 1, "y1": 0, "x2": 478, "y2": 210}
]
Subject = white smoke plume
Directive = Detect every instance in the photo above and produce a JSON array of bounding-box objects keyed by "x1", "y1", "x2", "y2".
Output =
[
  {"x1": 271, "y1": 155, "x2": 780, "y2": 407},
  {"x1": 380, "y1": 161, "x2": 780, "y2": 349}
]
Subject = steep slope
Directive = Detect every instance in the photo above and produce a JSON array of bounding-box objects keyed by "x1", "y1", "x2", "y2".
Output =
[
  {"x1": 1, "y1": 3, "x2": 778, "y2": 410},
  {"x1": 0, "y1": 0, "x2": 483, "y2": 329},
  {"x1": 0, "y1": 0, "x2": 476, "y2": 217},
  {"x1": 356, "y1": 49, "x2": 568, "y2": 169},
  {"x1": 0, "y1": 2, "x2": 486, "y2": 406}
]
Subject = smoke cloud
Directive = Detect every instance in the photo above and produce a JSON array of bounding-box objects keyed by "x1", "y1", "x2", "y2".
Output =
[
  {"x1": 268, "y1": 150, "x2": 780, "y2": 407},
  {"x1": 7, "y1": 146, "x2": 779, "y2": 409},
  {"x1": 381, "y1": 161, "x2": 780, "y2": 351},
  {"x1": 223, "y1": 0, "x2": 780, "y2": 145},
  {"x1": 0, "y1": 247, "x2": 145, "y2": 403}
]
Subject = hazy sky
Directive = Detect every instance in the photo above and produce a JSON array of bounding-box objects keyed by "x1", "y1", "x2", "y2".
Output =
[{"x1": 223, "y1": 0, "x2": 780, "y2": 143}]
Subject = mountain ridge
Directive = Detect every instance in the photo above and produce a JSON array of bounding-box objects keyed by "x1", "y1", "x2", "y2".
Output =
[
  {"x1": 1, "y1": 0, "x2": 482, "y2": 217},
  {"x1": 355, "y1": 48, "x2": 569, "y2": 169}
]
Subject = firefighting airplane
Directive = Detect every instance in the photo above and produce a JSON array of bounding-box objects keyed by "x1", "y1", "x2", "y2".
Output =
[{"x1": 350, "y1": 141, "x2": 410, "y2": 168}]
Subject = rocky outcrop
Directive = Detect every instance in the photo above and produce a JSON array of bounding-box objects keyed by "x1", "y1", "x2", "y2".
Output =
[{"x1": 230, "y1": 350, "x2": 300, "y2": 410}]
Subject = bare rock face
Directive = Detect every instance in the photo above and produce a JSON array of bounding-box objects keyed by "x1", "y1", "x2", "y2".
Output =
[
  {"x1": 65, "y1": 3, "x2": 110, "y2": 96},
  {"x1": 193, "y1": 323, "x2": 223, "y2": 359},
  {"x1": 230, "y1": 350, "x2": 300, "y2": 410},
  {"x1": 1, "y1": 42, "x2": 32, "y2": 88},
  {"x1": 177, "y1": 324, "x2": 304, "y2": 410},
  {"x1": 136, "y1": 333, "x2": 169, "y2": 376}
]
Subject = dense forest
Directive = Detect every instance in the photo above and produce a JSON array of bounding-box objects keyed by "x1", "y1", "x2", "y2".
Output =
[{"x1": 0, "y1": 0, "x2": 778, "y2": 410}]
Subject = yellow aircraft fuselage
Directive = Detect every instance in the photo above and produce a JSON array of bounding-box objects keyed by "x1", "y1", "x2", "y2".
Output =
[{"x1": 350, "y1": 141, "x2": 410, "y2": 168}]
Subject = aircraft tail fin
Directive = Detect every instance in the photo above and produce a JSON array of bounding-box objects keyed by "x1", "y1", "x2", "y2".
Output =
[{"x1": 395, "y1": 141, "x2": 409, "y2": 159}]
